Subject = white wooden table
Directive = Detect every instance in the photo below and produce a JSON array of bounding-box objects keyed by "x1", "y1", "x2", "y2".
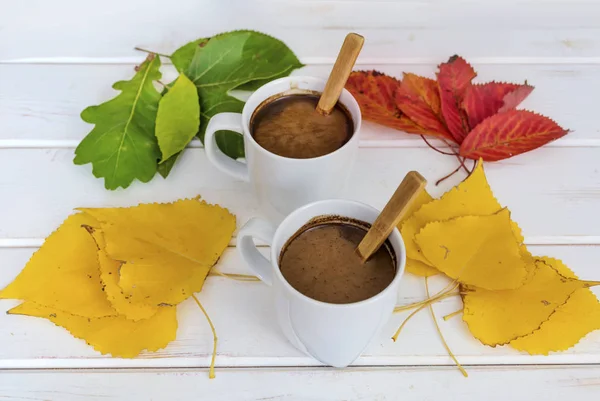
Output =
[{"x1": 1, "y1": 1, "x2": 600, "y2": 399}]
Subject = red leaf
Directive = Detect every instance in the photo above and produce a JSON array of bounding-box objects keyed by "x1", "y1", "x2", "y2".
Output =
[
  {"x1": 401, "y1": 73, "x2": 442, "y2": 116},
  {"x1": 345, "y1": 71, "x2": 431, "y2": 135},
  {"x1": 498, "y1": 84, "x2": 534, "y2": 113},
  {"x1": 459, "y1": 110, "x2": 569, "y2": 161},
  {"x1": 437, "y1": 55, "x2": 477, "y2": 143},
  {"x1": 462, "y1": 82, "x2": 533, "y2": 128},
  {"x1": 395, "y1": 73, "x2": 455, "y2": 142}
]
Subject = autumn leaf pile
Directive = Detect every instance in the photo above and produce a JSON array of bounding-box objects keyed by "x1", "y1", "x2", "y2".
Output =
[
  {"x1": 0, "y1": 198, "x2": 235, "y2": 361},
  {"x1": 346, "y1": 56, "x2": 569, "y2": 161},
  {"x1": 74, "y1": 30, "x2": 302, "y2": 190},
  {"x1": 397, "y1": 161, "x2": 600, "y2": 354}
]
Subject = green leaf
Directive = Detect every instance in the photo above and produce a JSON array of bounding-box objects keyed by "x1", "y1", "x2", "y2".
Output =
[
  {"x1": 171, "y1": 38, "x2": 209, "y2": 72},
  {"x1": 156, "y1": 74, "x2": 200, "y2": 161},
  {"x1": 157, "y1": 151, "x2": 181, "y2": 179},
  {"x1": 186, "y1": 30, "x2": 303, "y2": 143},
  {"x1": 216, "y1": 131, "x2": 245, "y2": 159},
  {"x1": 74, "y1": 55, "x2": 162, "y2": 190},
  {"x1": 234, "y1": 65, "x2": 297, "y2": 91}
]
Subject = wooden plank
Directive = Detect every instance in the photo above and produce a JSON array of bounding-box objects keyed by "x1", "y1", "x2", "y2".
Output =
[
  {"x1": 1, "y1": 366, "x2": 600, "y2": 401},
  {"x1": 2, "y1": 1, "x2": 600, "y2": 61},
  {"x1": 1, "y1": 245, "x2": 599, "y2": 368},
  {"x1": 0, "y1": 63, "x2": 596, "y2": 142},
  {"x1": 0, "y1": 147, "x2": 599, "y2": 241}
]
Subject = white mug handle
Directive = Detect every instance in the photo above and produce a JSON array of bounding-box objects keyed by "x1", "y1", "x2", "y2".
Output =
[
  {"x1": 237, "y1": 218, "x2": 277, "y2": 285},
  {"x1": 204, "y1": 113, "x2": 249, "y2": 182}
]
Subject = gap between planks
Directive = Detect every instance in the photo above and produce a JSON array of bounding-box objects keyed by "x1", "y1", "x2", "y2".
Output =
[
  {"x1": 3, "y1": 56, "x2": 600, "y2": 65},
  {"x1": 1, "y1": 138, "x2": 599, "y2": 149},
  {"x1": 2, "y1": 355, "x2": 600, "y2": 370},
  {"x1": 3, "y1": 237, "x2": 600, "y2": 248},
  {"x1": 3, "y1": 364, "x2": 600, "y2": 374}
]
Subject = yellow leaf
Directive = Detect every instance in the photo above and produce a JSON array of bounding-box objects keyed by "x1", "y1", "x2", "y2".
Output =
[
  {"x1": 509, "y1": 257, "x2": 600, "y2": 354},
  {"x1": 398, "y1": 189, "x2": 438, "y2": 277},
  {"x1": 406, "y1": 258, "x2": 440, "y2": 277},
  {"x1": 415, "y1": 209, "x2": 527, "y2": 290},
  {"x1": 116, "y1": 240, "x2": 210, "y2": 305},
  {"x1": 2, "y1": 198, "x2": 235, "y2": 362},
  {"x1": 9, "y1": 302, "x2": 177, "y2": 358},
  {"x1": 89, "y1": 229, "x2": 158, "y2": 321},
  {"x1": 80, "y1": 198, "x2": 234, "y2": 266},
  {"x1": 0, "y1": 214, "x2": 116, "y2": 317},
  {"x1": 510, "y1": 288, "x2": 600, "y2": 354},
  {"x1": 399, "y1": 189, "x2": 433, "y2": 227},
  {"x1": 80, "y1": 199, "x2": 235, "y2": 305},
  {"x1": 538, "y1": 256, "x2": 577, "y2": 279},
  {"x1": 398, "y1": 190, "x2": 440, "y2": 277},
  {"x1": 462, "y1": 259, "x2": 598, "y2": 345},
  {"x1": 401, "y1": 160, "x2": 523, "y2": 266}
]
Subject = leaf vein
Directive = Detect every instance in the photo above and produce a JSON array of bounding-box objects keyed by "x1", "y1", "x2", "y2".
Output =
[{"x1": 112, "y1": 61, "x2": 155, "y2": 183}]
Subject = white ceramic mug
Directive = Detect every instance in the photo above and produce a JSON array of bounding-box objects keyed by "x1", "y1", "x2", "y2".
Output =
[
  {"x1": 204, "y1": 76, "x2": 361, "y2": 216},
  {"x1": 237, "y1": 199, "x2": 406, "y2": 367}
]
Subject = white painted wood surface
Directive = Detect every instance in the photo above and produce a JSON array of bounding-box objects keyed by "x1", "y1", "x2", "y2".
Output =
[
  {"x1": 2, "y1": 0, "x2": 600, "y2": 62},
  {"x1": 2, "y1": 146, "x2": 600, "y2": 240},
  {"x1": 2, "y1": 0, "x2": 600, "y2": 399},
  {"x1": 1, "y1": 366, "x2": 600, "y2": 401}
]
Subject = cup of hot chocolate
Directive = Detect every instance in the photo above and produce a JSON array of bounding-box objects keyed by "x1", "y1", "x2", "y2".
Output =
[
  {"x1": 237, "y1": 199, "x2": 406, "y2": 368},
  {"x1": 204, "y1": 76, "x2": 361, "y2": 217}
]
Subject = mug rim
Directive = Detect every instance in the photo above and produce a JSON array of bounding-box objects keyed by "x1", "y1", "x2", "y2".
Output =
[
  {"x1": 240, "y1": 76, "x2": 362, "y2": 163},
  {"x1": 269, "y1": 199, "x2": 406, "y2": 309}
]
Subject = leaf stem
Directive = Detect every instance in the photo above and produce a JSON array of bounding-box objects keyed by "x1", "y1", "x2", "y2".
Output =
[
  {"x1": 443, "y1": 309, "x2": 463, "y2": 321},
  {"x1": 392, "y1": 280, "x2": 459, "y2": 341},
  {"x1": 452, "y1": 152, "x2": 470, "y2": 175},
  {"x1": 157, "y1": 80, "x2": 169, "y2": 90},
  {"x1": 392, "y1": 300, "x2": 430, "y2": 342},
  {"x1": 134, "y1": 46, "x2": 171, "y2": 59},
  {"x1": 469, "y1": 159, "x2": 477, "y2": 174},
  {"x1": 394, "y1": 279, "x2": 459, "y2": 313},
  {"x1": 436, "y1": 163, "x2": 462, "y2": 186},
  {"x1": 393, "y1": 292, "x2": 459, "y2": 313},
  {"x1": 419, "y1": 135, "x2": 471, "y2": 185},
  {"x1": 439, "y1": 138, "x2": 470, "y2": 174},
  {"x1": 425, "y1": 278, "x2": 468, "y2": 377},
  {"x1": 420, "y1": 135, "x2": 456, "y2": 156},
  {"x1": 459, "y1": 156, "x2": 471, "y2": 174},
  {"x1": 208, "y1": 268, "x2": 260, "y2": 282},
  {"x1": 192, "y1": 294, "x2": 217, "y2": 379}
]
